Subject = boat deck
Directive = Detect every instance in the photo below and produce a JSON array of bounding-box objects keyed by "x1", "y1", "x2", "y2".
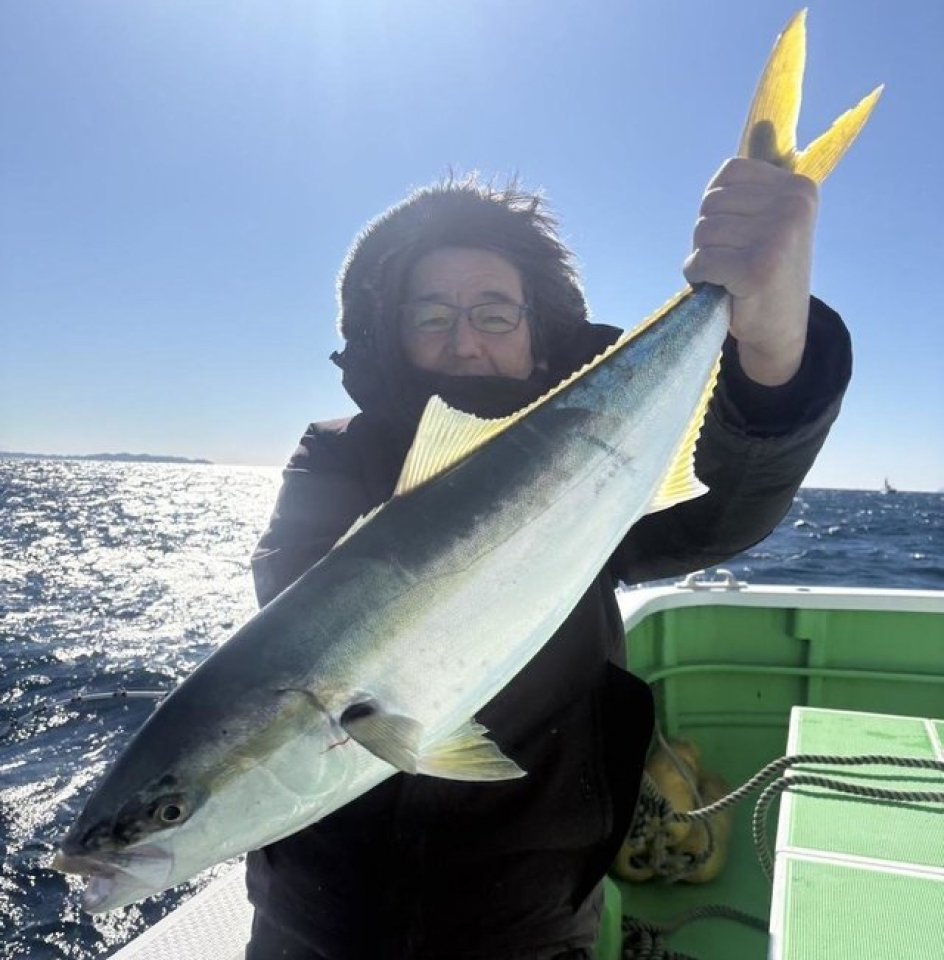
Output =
[{"x1": 112, "y1": 863, "x2": 250, "y2": 960}]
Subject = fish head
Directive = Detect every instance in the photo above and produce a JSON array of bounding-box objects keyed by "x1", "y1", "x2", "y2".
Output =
[
  {"x1": 49, "y1": 702, "x2": 242, "y2": 913},
  {"x1": 53, "y1": 678, "x2": 353, "y2": 912},
  {"x1": 53, "y1": 764, "x2": 206, "y2": 911}
]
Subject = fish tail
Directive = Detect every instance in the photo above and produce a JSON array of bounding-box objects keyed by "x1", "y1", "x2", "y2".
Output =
[{"x1": 737, "y1": 9, "x2": 883, "y2": 184}]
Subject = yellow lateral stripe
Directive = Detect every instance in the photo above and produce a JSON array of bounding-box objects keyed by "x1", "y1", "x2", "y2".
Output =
[
  {"x1": 737, "y1": 9, "x2": 806, "y2": 167},
  {"x1": 794, "y1": 86, "x2": 884, "y2": 183},
  {"x1": 646, "y1": 354, "x2": 721, "y2": 514}
]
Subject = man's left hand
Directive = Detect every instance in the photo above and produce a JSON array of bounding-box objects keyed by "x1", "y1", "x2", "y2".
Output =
[{"x1": 682, "y1": 157, "x2": 819, "y2": 386}]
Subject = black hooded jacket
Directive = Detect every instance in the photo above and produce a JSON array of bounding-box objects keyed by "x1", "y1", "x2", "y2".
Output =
[{"x1": 244, "y1": 183, "x2": 853, "y2": 960}]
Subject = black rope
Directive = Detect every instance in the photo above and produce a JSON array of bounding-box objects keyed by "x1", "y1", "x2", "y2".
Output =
[
  {"x1": 622, "y1": 919, "x2": 695, "y2": 960},
  {"x1": 622, "y1": 905, "x2": 766, "y2": 959}
]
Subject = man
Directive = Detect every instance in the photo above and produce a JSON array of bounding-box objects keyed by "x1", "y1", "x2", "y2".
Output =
[{"x1": 245, "y1": 162, "x2": 851, "y2": 959}]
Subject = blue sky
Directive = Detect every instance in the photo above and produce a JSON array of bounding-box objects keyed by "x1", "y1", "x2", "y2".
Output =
[{"x1": 1, "y1": 0, "x2": 941, "y2": 491}]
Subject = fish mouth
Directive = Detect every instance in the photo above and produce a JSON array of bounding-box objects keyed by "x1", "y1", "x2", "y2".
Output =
[{"x1": 53, "y1": 844, "x2": 174, "y2": 912}]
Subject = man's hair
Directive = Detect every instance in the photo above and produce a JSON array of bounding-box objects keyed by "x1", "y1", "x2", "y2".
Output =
[{"x1": 336, "y1": 175, "x2": 589, "y2": 363}]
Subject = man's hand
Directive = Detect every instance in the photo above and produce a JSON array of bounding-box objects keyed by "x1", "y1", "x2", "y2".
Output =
[{"x1": 683, "y1": 158, "x2": 819, "y2": 386}]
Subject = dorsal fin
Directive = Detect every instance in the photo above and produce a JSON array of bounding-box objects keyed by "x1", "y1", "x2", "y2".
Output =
[{"x1": 394, "y1": 399, "x2": 519, "y2": 497}]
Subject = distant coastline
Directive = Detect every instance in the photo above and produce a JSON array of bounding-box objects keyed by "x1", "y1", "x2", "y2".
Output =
[{"x1": 0, "y1": 450, "x2": 213, "y2": 465}]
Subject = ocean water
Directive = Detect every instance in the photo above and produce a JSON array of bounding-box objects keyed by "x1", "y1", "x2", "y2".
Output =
[{"x1": 0, "y1": 458, "x2": 941, "y2": 959}]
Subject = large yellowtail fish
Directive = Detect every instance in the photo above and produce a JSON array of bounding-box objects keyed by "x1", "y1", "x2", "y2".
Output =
[{"x1": 54, "y1": 12, "x2": 880, "y2": 912}]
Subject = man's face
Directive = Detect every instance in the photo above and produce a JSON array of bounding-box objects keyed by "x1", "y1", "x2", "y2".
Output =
[{"x1": 400, "y1": 247, "x2": 535, "y2": 379}]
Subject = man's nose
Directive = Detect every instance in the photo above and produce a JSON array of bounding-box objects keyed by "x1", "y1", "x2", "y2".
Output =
[{"x1": 449, "y1": 315, "x2": 482, "y2": 356}]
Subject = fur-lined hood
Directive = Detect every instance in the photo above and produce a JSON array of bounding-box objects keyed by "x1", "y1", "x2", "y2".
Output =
[{"x1": 330, "y1": 178, "x2": 606, "y2": 436}]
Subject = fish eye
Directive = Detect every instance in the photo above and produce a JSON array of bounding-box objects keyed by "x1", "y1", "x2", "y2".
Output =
[{"x1": 153, "y1": 796, "x2": 189, "y2": 826}]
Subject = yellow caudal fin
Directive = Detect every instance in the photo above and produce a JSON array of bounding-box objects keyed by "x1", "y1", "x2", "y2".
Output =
[
  {"x1": 794, "y1": 86, "x2": 884, "y2": 182},
  {"x1": 738, "y1": 9, "x2": 883, "y2": 182},
  {"x1": 354, "y1": 12, "x2": 883, "y2": 518}
]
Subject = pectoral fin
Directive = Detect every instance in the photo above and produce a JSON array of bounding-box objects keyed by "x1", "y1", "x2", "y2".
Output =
[
  {"x1": 341, "y1": 703, "x2": 525, "y2": 781},
  {"x1": 340, "y1": 701, "x2": 424, "y2": 773}
]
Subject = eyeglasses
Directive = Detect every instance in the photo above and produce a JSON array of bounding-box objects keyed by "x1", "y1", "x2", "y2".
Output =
[{"x1": 399, "y1": 301, "x2": 529, "y2": 335}]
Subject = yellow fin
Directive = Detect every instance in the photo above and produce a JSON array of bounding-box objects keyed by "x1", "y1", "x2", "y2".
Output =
[
  {"x1": 417, "y1": 719, "x2": 526, "y2": 781},
  {"x1": 394, "y1": 397, "x2": 519, "y2": 496},
  {"x1": 738, "y1": 9, "x2": 882, "y2": 183},
  {"x1": 645, "y1": 354, "x2": 721, "y2": 515},
  {"x1": 794, "y1": 86, "x2": 884, "y2": 182},
  {"x1": 341, "y1": 705, "x2": 525, "y2": 781},
  {"x1": 737, "y1": 8, "x2": 806, "y2": 167}
]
